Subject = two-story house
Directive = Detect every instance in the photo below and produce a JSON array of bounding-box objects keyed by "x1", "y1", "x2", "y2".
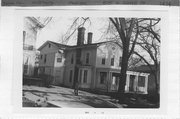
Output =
[
  {"x1": 38, "y1": 27, "x2": 151, "y2": 94},
  {"x1": 62, "y1": 27, "x2": 124, "y2": 92},
  {"x1": 38, "y1": 41, "x2": 69, "y2": 85}
]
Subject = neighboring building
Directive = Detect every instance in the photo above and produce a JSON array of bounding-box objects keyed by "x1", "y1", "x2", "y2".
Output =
[
  {"x1": 38, "y1": 41, "x2": 69, "y2": 85},
  {"x1": 38, "y1": 27, "x2": 156, "y2": 95},
  {"x1": 128, "y1": 65, "x2": 160, "y2": 95},
  {"x1": 125, "y1": 71, "x2": 150, "y2": 94},
  {"x1": 23, "y1": 17, "x2": 44, "y2": 76}
]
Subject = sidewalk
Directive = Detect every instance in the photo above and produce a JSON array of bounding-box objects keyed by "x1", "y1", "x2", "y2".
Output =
[{"x1": 23, "y1": 85, "x2": 123, "y2": 108}]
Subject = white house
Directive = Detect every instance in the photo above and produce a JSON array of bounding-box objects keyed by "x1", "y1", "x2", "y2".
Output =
[{"x1": 38, "y1": 27, "x2": 151, "y2": 94}]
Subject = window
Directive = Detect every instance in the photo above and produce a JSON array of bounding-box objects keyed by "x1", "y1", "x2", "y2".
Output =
[
  {"x1": 48, "y1": 44, "x2": 51, "y2": 48},
  {"x1": 57, "y1": 57, "x2": 62, "y2": 62},
  {"x1": 111, "y1": 56, "x2": 115, "y2": 66},
  {"x1": 71, "y1": 54, "x2": 74, "y2": 64},
  {"x1": 40, "y1": 55, "x2": 43, "y2": 59},
  {"x1": 44, "y1": 54, "x2": 47, "y2": 63},
  {"x1": 83, "y1": 70, "x2": 88, "y2": 83},
  {"x1": 100, "y1": 72, "x2": 107, "y2": 84},
  {"x1": 115, "y1": 78, "x2": 119, "y2": 85},
  {"x1": 23, "y1": 56, "x2": 29, "y2": 74},
  {"x1": 86, "y1": 53, "x2": 90, "y2": 64},
  {"x1": 23, "y1": 31, "x2": 26, "y2": 43},
  {"x1": 79, "y1": 69, "x2": 82, "y2": 83},
  {"x1": 39, "y1": 67, "x2": 45, "y2": 74},
  {"x1": 138, "y1": 76, "x2": 145, "y2": 87},
  {"x1": 102, "y1": 57, "x2": 105, "y2": 65},
  {"x1": 112, "y1": 76, "x2": 119, "y2": 85},
  {"x1": 119, "y1": 57, "x2": 122, "y2": 66},
  {"x1": 112, "y1": 77, "x2": 116, "y2": 85},
  {"x1": 23, "y1": 64, "x2": 28, "y2": 74},
  {"x1": 69, "y1": 70, "x2": 73, "y2": 82}
]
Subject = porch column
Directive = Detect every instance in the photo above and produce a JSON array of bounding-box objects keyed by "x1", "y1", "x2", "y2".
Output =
[
  {"x1": 107, "y1": 71, "x2": 111, "y2": 92},
  {"x1": 125, "y1": 74, "x2": 130, "y2": 92},
  {"x1": 92, "y1": 67, "x2": 96, "y2": 89},
  {"x1": 145, "y1": 75, "x2": 149, "y2": 94},
  {"x1": 134, "y1": 74, "x2": 138, "y2": 92}
]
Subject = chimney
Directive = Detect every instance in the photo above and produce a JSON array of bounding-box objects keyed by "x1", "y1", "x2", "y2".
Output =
[
  {"x1": 77, "y1": 27, "x2": 85, "y2": 45},
  {"x1": 87, "y1": 32, "x2": 93, "y2": 44}
]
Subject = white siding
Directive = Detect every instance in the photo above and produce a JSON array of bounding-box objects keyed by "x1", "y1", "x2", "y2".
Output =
[
  {"x1": 64, "y1": 47, "x2": 97, "y2": 88},
  {"x1": 96, "y1": 43, "x2": 122, "y2": 69},
  {"x1": 38, "y1": 42, "x2": 66, "y2": 85},
  {"x1": 39, "y1": 43, "x2": 59, "y2": 67},
  {"x1": 53, "y1": 52, "x2": 65, "y2": 85},
  {"x1": 78, "y1": 68, "x2": 92, "y2": 88}
]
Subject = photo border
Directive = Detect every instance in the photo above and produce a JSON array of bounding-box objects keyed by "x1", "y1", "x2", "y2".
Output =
[{"x1": 12, "y1": 5, "x2": 169, "y2": 116}]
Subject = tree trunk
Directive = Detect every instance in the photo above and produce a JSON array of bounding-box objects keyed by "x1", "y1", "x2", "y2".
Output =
[
  {"x1": 118, "y1": 43, "x2": 129, "y2": 102},
  {"x1": 153, "y1": 68, "x2": 159, "y2": 95},
  {"x1": 73, "y1": 48, "x2": 82, "y2": 88}
]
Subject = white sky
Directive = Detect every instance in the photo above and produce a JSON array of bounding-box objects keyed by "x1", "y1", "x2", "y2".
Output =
[{"x1": 36, "y1": 17, "x2": 109, "y2": 48}]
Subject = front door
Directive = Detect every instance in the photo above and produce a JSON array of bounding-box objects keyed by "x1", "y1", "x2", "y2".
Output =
[
  {"x1": 129, "y1": 75, "x2": 135, "y2": 91},
  {"x1": 111, "y1": 73, "x2": 119, "y2": 91}
]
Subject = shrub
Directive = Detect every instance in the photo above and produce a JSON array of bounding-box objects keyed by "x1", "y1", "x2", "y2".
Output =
[{"x1": 39, "y1": 74, "x2": 53, "y2": 87}]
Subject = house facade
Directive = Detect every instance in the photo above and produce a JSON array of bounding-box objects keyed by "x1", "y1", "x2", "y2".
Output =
[
  {"x1": 38, "y1": 41, "x2": 69, "y2": 85},
  {"x1": 38, "y1": 27, "x2": 151, "y2": 94}
]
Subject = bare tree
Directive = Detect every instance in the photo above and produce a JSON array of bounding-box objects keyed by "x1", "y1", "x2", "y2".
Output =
[
  {"x1": 128, "y1": 55, "x2": 143, "y2": 68},
  {"x1": 133, "y1": 18, "x2": 160, "y2": 95},
  {"x1": 60, "y1": 17, "x2": 91, "y2": 44},
  {"x1": 109, "y1": 18, "x2": 139, "y2": 102},
  {"x1": 105, "y1": 18, "x2": 160, "y2": 102},
  {"x1": 62, "y1": 17, "x2": 160, "y2": 100}
]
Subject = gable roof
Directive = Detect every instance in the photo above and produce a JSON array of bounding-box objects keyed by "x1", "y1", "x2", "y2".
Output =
[
  {"x1": 48, "y1": 41, "x2": 70, "y2": 49},
  {"x1": 38, "y1": 41, "x2": 69, "y2": 51},
  {"x1": 66, "y1": 41, "x2": 122, "y2": 51}
]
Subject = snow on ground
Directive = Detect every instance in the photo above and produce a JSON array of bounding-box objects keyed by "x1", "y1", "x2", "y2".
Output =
[{"x1": 23, "y1": 85, "x2": 122, "y2": 108}]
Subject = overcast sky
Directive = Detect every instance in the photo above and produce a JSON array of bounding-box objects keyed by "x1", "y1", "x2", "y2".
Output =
[
  {"x1": 35, "y1": 17, "x2": 160, "y2": 64},
  {"x1": 36, "y1": 17, "x2": 109, "y2": 48}
]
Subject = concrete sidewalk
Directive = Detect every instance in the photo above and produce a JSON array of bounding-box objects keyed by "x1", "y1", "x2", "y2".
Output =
[{"x1": 23, "y1": 85, "x2": 122, "y2": 108}]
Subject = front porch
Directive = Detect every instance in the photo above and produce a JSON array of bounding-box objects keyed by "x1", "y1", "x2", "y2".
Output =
[
  {"x1": 125, "y1": 71, "x2": 149, "y2": 94},
  {"x1": 94, "y1": 69, "x2": 150, "y2": 94},
  {"x1": 95, "y1": 68, "x2": 120, "y2": 92}
]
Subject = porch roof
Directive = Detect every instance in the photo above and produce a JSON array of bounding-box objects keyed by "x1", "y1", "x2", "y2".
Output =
[{"x1": 128, "y1": 65, "x2": 156, "y2": 73}]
